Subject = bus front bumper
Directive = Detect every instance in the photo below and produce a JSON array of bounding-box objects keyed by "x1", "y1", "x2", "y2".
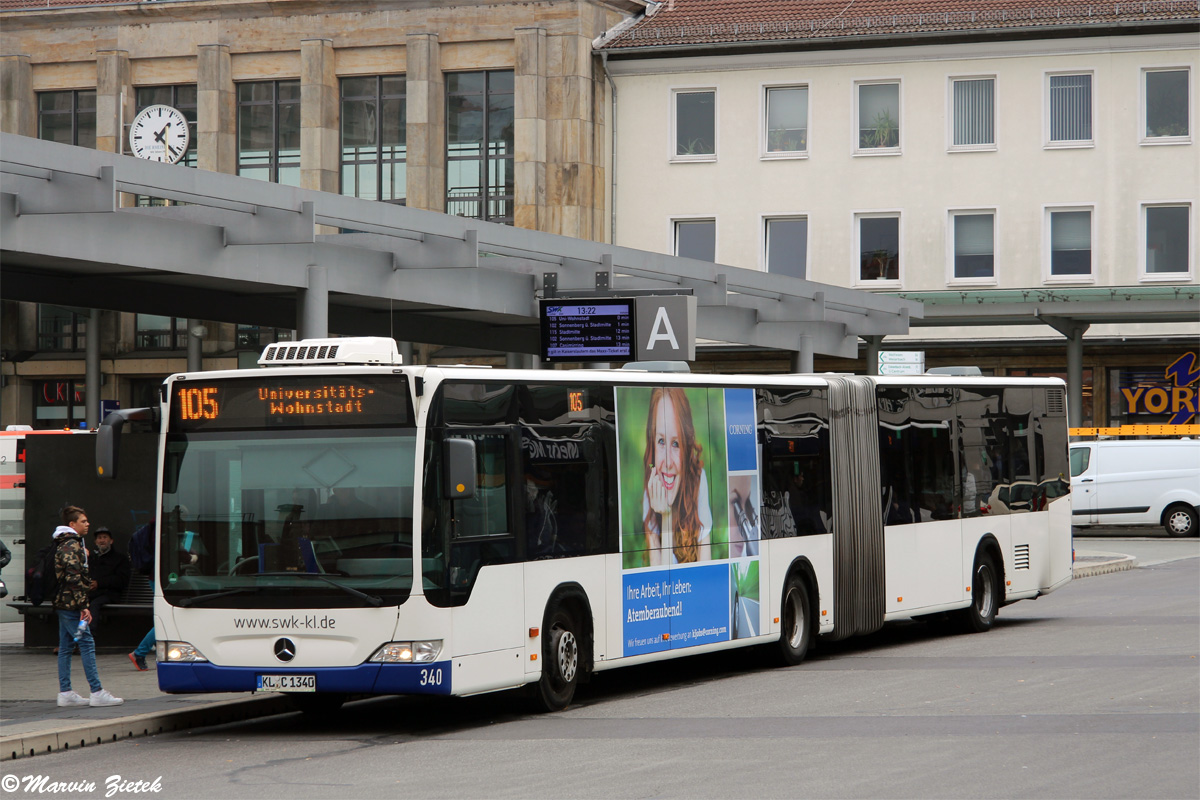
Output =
[{"x1": 157, "y1": 661, "x2": 452, "y2": 695}]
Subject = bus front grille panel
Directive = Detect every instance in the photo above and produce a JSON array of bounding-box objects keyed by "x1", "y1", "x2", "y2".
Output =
[{"x1": 828, "y1": 377, "x2": 885, "y2": 641}]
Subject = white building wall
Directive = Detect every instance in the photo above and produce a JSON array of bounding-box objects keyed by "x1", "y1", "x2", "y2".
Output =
[{"x1": 607, "y1": 34, "x2": 1198, "y2": 341}]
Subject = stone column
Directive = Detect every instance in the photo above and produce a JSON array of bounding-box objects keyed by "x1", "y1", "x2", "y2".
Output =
[
  {"x1": 301, "y1": 38, "x2": 339, "y2": 194},
  {"x1": 545, "y1": 33, "x2": 597, "y2": 239},
  {"x1": 405, "y1": 33, "x2": 444, "y2": 212},
  {"x1": 790, "y1": 335, "x2": 814, "y2": 373},
  {"x1": 514, "y1": 27, "x2": 547, "y2": 232},
  {"x1": 95, "y1": 50, "x2": 133, "y2": 154},
  {"x1": 0, "y1": 54, "x2": 34, "y2": 137},
  {"x1": 197, "y1": 44, "x2": 236, "y2": 174},
  {"x1": 299, "y1": 266, "x2": 329, "y2": 339}
]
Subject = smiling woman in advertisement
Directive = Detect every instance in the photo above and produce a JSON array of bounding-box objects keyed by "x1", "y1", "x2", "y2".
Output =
[{"x1": 642, "y1": 387, "x2": 712, "y2": 564}]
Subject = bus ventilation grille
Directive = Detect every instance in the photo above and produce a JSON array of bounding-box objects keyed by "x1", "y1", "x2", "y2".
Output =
[
  {"x1": 257, "y1": 337, "x2": 402, "y2": 367},
  {"x1": 1013, "y1": 544, "x2": 1030, "y2": 570},
  {"x1": 1046, "y1": 389, "x2": 1065, "y2": 416}
]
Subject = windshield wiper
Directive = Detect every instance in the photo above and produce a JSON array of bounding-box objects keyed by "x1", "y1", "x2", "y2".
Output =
[
  {"x1": 256, "y1": 572, "x2": 383, "y2": 607},
  {"x1": 177, "y1": 587, "x2": 265, "y2": 607}
]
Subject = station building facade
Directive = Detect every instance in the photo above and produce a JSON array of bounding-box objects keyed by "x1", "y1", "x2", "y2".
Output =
[
  {"x1": 595, "y1": 0, "x2": 1199, "y2": 427},
  {"x1": 0, "y1": 0, "x2": 643, "y2": 428}
]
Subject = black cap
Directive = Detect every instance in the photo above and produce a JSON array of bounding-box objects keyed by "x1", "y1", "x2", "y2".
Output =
[{"x1": 93, "y1": 526, "x2": 112, "y2": 536}]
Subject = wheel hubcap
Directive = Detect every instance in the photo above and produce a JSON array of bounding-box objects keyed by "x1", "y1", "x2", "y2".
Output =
[
  {"x1": 977, "y1": 565, "x2": 994, "y2": 618},
  {"x1": 785, "y1": 588, "x2": 805, "y2": 648},
  {"x1": 557, "y1": 629, "x2": 578, "y2": 683},
  {"x1": 1168, "y1": 511, "x2": 1191, "y2": 534}
]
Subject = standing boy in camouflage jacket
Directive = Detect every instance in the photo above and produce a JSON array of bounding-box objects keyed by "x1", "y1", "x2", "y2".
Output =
[{"x1": 53, "y1": 505, "x2": 123, "y2": 707}]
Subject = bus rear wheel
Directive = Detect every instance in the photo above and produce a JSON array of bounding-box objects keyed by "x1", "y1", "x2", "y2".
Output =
[
  {"x1": 1163, "y1": 504, "x2": 1198, "y2": 537},
  {"x1": 778, "y1": 574, "x2": 812, "y2": 666},
  {"x1": 956, "y1": 552, "x2": 999, "y2": 633},
  {"x1": 534, "y1": 606, "x2": 580, "y2": 712}
]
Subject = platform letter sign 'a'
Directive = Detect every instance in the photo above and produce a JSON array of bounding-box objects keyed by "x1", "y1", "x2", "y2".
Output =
[{"x1": 635, "y1": 295, "x2": 697, "y2": 361}]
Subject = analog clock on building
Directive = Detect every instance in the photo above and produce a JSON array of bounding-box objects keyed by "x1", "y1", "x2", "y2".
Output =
[{"x1": 129, "y1": 104, "x2": 190, "y2": 164}]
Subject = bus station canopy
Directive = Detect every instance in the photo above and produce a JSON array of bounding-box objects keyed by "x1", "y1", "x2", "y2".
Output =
[{"x1": 0, "y1": 133, "x2": 919, "y2": 360}]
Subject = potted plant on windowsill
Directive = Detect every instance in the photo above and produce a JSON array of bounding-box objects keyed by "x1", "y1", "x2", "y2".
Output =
[{"x1": 864, "y1": 110, "x2": 898, "y2": 149}]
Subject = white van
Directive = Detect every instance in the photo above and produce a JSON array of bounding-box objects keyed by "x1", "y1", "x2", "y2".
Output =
[{"x1": 1070, "y1": 439, "x2": 1200, "y2": 536}]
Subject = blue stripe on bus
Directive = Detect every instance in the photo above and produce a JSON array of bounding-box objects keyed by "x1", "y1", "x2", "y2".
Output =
[{"x1": 157, "y1": 661, "x2": 453, "y2": 695}]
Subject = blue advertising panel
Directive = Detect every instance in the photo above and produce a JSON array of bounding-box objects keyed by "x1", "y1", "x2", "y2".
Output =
[
  {"x1": 616, "y1": 385, "x2": 763, "y2": 657},
  {"x1": 724, "y1": 388, "x2": 757, "y2": 473}
]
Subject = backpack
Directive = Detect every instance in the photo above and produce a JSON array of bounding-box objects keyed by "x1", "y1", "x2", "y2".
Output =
[
  {"x1": 129, "y1": 522, "x2": 155, "y2": 577},
  {"x1": 26, "y1": 538, "x2": 65, "y2": 606}
]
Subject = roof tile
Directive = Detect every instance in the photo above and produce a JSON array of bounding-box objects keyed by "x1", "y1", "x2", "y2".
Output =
[{"x1": 599, "y1": 0, "x2": 1200, "y2": 49}]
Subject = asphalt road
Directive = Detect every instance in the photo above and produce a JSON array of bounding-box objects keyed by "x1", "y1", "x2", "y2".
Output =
[{"x1": 4, "y1": 543, "x2": 1197, "y2": 800}]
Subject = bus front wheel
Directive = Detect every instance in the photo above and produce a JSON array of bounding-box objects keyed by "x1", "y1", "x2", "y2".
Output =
[
  {"x1": 534, "y1": 606, "x2": 580, "y2": 712},
  {"x1": 957, "y1": 552, "x2": 999, "y2": 633},
  {"x1": 778, "y1": 574, "x2": 813, "y2": 666}
]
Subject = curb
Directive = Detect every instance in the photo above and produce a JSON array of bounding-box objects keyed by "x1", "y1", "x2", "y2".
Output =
[
  {"x1": 1073, "y1": 552, "x2": 1137, "y2": 579},
  {"x1": 2, "y1": 694, "x2": 294, "y2": 762}
]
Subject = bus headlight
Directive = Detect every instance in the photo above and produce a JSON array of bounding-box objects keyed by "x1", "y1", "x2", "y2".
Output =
[
  {"x1": 158, "y1": 641, "x2": 209, "y2": 662},
  {"x1": 369, "y1": 640, "x2": 442, "y2": 663}
]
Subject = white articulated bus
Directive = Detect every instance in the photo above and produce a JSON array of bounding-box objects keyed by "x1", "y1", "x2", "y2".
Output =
[{"x1": 97, "y1": 338, "x2": 1073, "y2": 713}]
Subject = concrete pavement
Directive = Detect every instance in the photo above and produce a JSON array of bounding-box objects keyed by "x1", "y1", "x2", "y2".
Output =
[
  {"x1": 0, "y1": 547, "x2": 1147, "y2": 762},
  {"x1": 1, "y1": 622, "x2": 290, "y2": 762}
]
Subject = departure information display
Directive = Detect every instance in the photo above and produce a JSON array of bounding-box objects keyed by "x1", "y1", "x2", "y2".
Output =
[
  {"x1": 170, "y1": 375, "x2": 412, "y2": 431},
  {"x1": 540, "y1": 301, "x2": 634, "y2": 362}
]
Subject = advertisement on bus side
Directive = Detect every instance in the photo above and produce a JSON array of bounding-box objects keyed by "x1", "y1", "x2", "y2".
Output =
[{"x1": 615, "y1": 387, "x2": 762, "y2": 656}]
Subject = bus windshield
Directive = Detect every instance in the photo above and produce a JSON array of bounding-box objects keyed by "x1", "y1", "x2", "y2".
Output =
[{"x1": 160, "y1": 429, "x2": 418, "y2": 608}]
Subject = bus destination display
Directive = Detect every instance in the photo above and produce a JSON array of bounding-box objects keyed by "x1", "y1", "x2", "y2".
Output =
[
  {"x1": 540, "y1": 301, "x2": 633, "y2": 362},
  {"x1": 171, "y1": 375, "x2": 411, "y2": 431}
]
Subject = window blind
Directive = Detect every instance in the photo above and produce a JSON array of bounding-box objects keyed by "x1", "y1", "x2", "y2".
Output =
[
  {"x1": 1050, "y1": 75, "x2": 1091, "y2": 142},
  {"x1": 953, "y1": 79, "x2": 994, "y2": 146}
]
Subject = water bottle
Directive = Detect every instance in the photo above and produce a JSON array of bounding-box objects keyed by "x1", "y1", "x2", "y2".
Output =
[{"x1": 73, "y1": 618, "x2": 88, "y2": 642}]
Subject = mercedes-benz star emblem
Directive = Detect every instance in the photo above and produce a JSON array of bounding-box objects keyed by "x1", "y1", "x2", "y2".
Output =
[{"x1": 274, "y1": 638, "x2": 296, "y2": 663}]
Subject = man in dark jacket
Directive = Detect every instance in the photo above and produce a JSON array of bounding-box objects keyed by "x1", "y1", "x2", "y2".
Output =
[
  {"x1": 87, "y1": 526, "x2": 130, "y2": 628},
  {"x1": 53, "y1": 505, "x2": 123, "y2": 707}
]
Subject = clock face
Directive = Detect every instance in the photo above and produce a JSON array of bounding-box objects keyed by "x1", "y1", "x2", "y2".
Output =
[{"x1": 129, "y1": 104, "x2": 191, "y2": 164}]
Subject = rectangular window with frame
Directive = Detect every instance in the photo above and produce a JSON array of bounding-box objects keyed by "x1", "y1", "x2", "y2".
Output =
[
  {"x1": 951, "y1": 77, "x2": 994, "y2": 148},
  {"x1": 765, "y1": 217, "x2": 808, "y2": 279},
  {"x1": 1048, "y1": 73, "x2": 1092, "y2": 144},
  {"x1": 1048, "y1": 208, "x2": 1092, "y2": 277},
  {"x1": 136, "y1": 314, "x2": 187, "y2": 350},
  {"x1": 856, "y1": 82, "x2": 900, "y2": 151},
  {"x1": 341, "y1": 75, "x2": 407, "y2": 204},
  {"x1": 1144, "y1": 69, "x2": 1189, "y2": 141},
  {"x1": 673, "y1": 89, "x2": 716, "y2": 159},
  {"x1": 446, "y1": 70, "x2": 514, "y2": 224},
  {"x1": 237, "y1": 80, "x2": 301, "y2": 186},
  {"x1": 37, "y1": 305, "x2": 89, "y2": 352},
  {"x1": 236, "y1": 325, "x2": 293, "y2": 349},
  {"x1": 857, "y1": 214, "x2": 900, "y2": 282},
  {"x1": 1144, "y1": 204, "x2": 1190, "y2": 276},
  {"x1": 674, "y1": 219, "x2": 716, "y2": 262},
  {"x1": 951, "y1": 212, "x2": 995, "y2": 280},
  {"x1": 37, "y1": 90, "x2": 96, "y2": 149},
  {"x1": 764, "y1": 86, "x2": 807, "y2": 156}
]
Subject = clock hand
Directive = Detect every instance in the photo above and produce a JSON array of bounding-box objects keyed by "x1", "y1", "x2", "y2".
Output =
[{"x1": 154, "y1": 123, "x2": 169, "y2": 145}]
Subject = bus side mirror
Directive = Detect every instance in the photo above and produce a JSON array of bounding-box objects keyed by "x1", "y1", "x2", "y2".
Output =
[
  {"x1": 96, "y1": 407, "x2": 158, "y2": 480},
  {"x1": 443, "y1": 438, "x2": 476, "y2": 500}
]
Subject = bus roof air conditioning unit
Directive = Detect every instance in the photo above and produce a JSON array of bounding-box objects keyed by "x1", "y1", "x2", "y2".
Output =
[{"x1": 258, "y1": 337, "x2": 403, "y2": 367}]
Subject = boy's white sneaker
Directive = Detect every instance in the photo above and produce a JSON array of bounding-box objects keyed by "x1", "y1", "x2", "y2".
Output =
[
  {"x1": 57, "y1": 690, "x2": 89, "y2": 707},
  {"x1": 88, "y1": 689, "x2": 124, "y2": 707}
]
